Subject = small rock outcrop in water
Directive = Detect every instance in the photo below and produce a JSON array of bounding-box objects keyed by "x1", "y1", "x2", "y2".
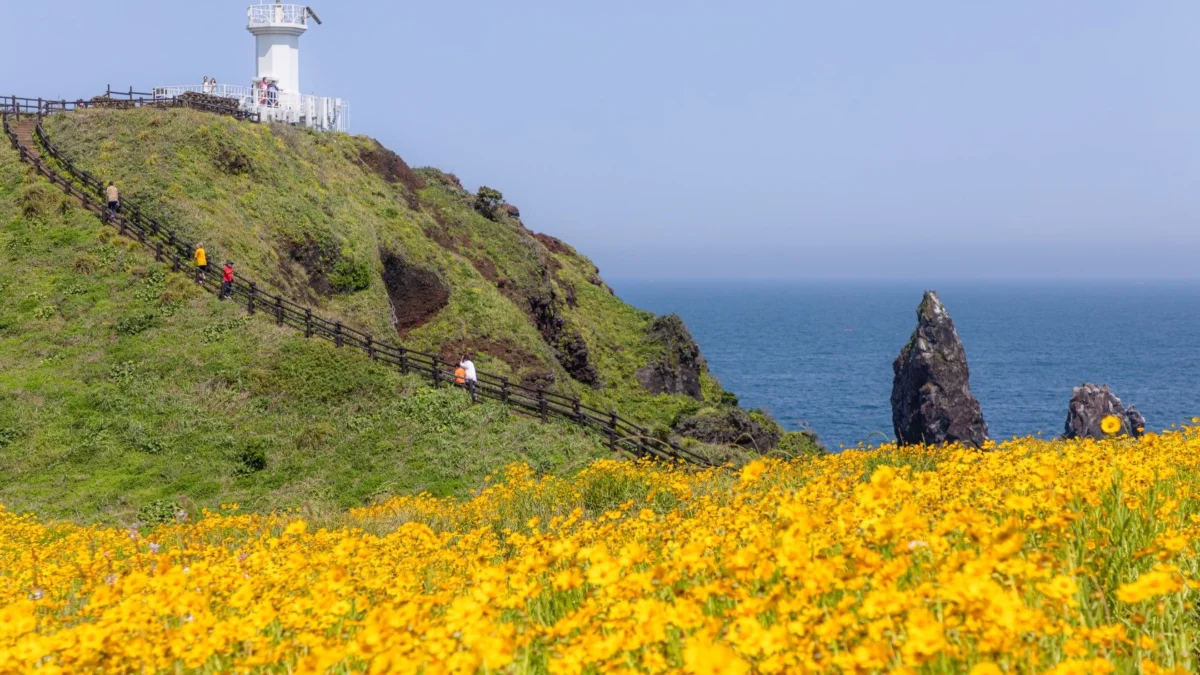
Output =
[
  {"x1": 891, "y1": 291, "x2": 989, "y2": 448},
  {"x1": 1063, "y1": 383, "x2": 1146, "y2": 439}
]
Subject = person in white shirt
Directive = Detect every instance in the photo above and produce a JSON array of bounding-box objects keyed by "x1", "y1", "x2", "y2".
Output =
[
  {"x1": 459, "y1": 355, "x2": 478, "y2": 403},
  {"x1": 106, "y1": 182, "x2": 120, "y2": 217}
]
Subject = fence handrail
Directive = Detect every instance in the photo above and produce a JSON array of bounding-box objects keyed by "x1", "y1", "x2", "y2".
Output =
[{"x1": 0, "y1": 94, "x2": 713, "y2": 467}]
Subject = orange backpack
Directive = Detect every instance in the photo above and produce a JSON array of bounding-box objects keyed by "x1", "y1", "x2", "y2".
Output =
[{"x1": 454, "y1": 367, "x2": 466, "y2": 385}]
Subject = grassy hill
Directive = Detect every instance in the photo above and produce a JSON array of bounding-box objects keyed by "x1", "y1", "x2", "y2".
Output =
[
  {"x1": 0, "y1": 107, "x2": 820, "y2": 521},
  {"x1": 0, "y1": 140, "x2": 611, "y2": 521},
  {"x1": 42, "y1": 108, "x2": 731, "y2": 429}
]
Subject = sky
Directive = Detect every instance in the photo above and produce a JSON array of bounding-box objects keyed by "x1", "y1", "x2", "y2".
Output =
[{"x1": 5, "y1": 1, "x2": 1200, "y2": 279}]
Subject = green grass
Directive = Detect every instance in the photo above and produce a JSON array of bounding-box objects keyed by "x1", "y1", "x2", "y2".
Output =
[
  {"x1": 41, "y1": 108, "x2": 735, "y2": 422},
  {"x1": 0, "y1": 140, "x2": 610, "y2": 522}
]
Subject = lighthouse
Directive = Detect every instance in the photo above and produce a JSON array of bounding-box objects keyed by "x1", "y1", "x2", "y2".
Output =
[
  {"x1": 247, "y1": 1, "x2": 318, "y2": 97},
  {"x1": 156, "y1": 0, "x2": 349, "y2": 132}
]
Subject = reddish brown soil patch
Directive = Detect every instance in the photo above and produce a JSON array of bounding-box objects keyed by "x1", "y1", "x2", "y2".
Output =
[
  {"x1": 533, "y1": 233, "x2": 574, "y2": 256},
  {"x1": 381, "y1": 251, "x2": 450, "y2": 335},
  {"x1": 358, "y1": 140, "x2": 425, "y2": 195},
  {"x1": 438, "y1": 338, "x2": 549, "y2": 375},
  {"x1": 471, "y1": 257, "x2": 500, "y2": 283}
]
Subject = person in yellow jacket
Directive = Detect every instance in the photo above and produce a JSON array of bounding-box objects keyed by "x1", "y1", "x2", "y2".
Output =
[{"x1": 194, "y1": 242, "x2": 208, "y2": 283}]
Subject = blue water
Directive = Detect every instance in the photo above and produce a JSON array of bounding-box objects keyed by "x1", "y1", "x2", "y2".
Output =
[{"x1": 612, "y1": 279, "x2": 1200, "y2": 450}]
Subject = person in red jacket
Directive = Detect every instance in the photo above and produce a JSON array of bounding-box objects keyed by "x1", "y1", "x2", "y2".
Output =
[{"x1": 220, "y1": 261, "x2": 234, "y2": 300}]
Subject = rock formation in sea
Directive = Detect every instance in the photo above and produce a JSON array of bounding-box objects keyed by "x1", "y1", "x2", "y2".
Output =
[
  {"x1": 891, "y1": 291, "x2": 989, "y2": 448},
  {"x1": 1063, "y1": 383, "x2": 1146, "y2": 439}
]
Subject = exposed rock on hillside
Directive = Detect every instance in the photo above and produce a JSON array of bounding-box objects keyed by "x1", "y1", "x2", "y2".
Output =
[
  {"x1": 674, "y1": 408, "x2": 782, "y2": 451},
  {"x1": 381, "y1": 251, "x2": 449, "y2": 335},
  {"x1": 357, "y1": 139, "x2": 425, "y2": 196},
  {"x1": 637, "y1": 315, "x2": 705, "y2": 401},
  {"x1": 891, "y1": 291, "x2": 988, "y2": 448},
  {"x1": 1063, "y1": 383, "x2": 1146, "y2": 439}
]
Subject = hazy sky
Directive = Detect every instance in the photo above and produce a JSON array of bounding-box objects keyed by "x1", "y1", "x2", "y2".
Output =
[{"x1": 6, "y1": 1, "x2": 1200, "y2": 279}]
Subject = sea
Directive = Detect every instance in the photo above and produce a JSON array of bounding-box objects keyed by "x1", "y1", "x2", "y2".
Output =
[{"x1": 612, "y1": 279, "x2": 1200, "y2": 450}]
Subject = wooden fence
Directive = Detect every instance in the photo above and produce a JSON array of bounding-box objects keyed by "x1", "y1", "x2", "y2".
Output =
[{"x1": 0, "y1": 95, "x2": 712, "y2": 466}]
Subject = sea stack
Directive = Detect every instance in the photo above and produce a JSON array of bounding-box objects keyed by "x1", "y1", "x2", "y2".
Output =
[
  {"x1": 1063, "y1": 383, "x2": 1146, "y2": 440},
  {"x1": 891, "y1": 291, "x2": 989, "y2": 448}
]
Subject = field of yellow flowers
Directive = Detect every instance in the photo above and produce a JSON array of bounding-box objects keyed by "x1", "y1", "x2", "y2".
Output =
[{"x1": 2, "y1": 427, "x2": 1199, "y2": 674}]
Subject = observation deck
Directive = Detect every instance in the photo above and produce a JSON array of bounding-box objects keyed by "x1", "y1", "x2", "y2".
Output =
[{"x1": 247, "y1": 4, "x2": 311, "y2": 31}]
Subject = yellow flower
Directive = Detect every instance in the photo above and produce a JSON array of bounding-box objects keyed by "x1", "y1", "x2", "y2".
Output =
[
  {"x1": 1100, "y1": 415, "x2": 1122, "y2": 435},
  {"x1": 1116, "y1": 568, "x2": 1183, "y2": 603},
  {"x1": 684, "y1": 637, "x2": 750, "y2": 675},
  {"x1": 739, "y1": 460, "x2": 767, "y2": 484}
]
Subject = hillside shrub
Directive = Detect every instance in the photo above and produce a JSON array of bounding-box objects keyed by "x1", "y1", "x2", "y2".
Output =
[
  {"x1": 116, "y1": 313, "x2": 159, "y2": 336},
  {"x1": 136, "y1": 499, "x2": 181, "y2": 526},
  {"x1": 236, "y1": 439, "x2": 269, "y2": 474},
  {"x1": 329, "y1": 257, "x2": 372, "y2": 293},
  {"x1": 474, "y1": 186, "x2": 504, "y2": 220}
]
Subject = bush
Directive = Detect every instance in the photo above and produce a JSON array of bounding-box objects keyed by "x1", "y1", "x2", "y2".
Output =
[
  {"x1": 0, "y1": 427, "x2": 20, "y2": 449},
  {"x1": 329, "y1": 257, "x2": 372, "y2": 293},
  {"x1": 775, "y1": 431, "x2": 826, "y2": 458},
  {"x1": 116, "y1": 313, "x2": 159, "y2": 336},
  {"x1": 136, "y1": 499, "x2": 182, "y2": 526},
  {"x1": 237, "y1": 439, "x2": 269, "y2": 474},
  {"x1": 474, "y1": 186, "x2": 504, "y2": 221}
]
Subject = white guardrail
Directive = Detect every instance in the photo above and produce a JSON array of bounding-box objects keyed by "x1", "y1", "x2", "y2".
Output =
[
  {"x1": 248, "y1": 4, "x2": 309, "y2": 28},
  {"x1": 153, "y1": 84, "x2": 349, "y2": 133}
]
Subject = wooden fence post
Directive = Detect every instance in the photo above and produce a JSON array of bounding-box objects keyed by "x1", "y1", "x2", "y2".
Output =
[
  {"x1": 275, "y1": 297, "x2": 283, "y2": 326},
  {"x1": 155, "y1": 241, "x2": 162, "y2": 262},
  {"x1": 432, "y1": 360, "x2": 441, "y2": 388},
  {"x1": 247, "y1": 283, "x2": 257, "y2": 314},
  {"x1": 501, "y1": 377, "x2": 510, "y2": 404},
  {"x1": 334, "y1": 322, "x2": 343, "y2": 347},
  {"x1": 608, "y1": 411, "x2": 618, "y2": 451},
  {"x1": 304, "y1": 309, "x2": 313, "y2": 338},
  {"x1": 366, "y1": 335, "x2": 375, "y2": 360},
  {"x1": 573, "y1": 397, "x2": 582, "y2": 423},
  {"x1": 399, "y1": 347, "x2": 408, "y2": 374},
  {"x1": 538, "y1": 389, "x2": 548, "y2": 423}
]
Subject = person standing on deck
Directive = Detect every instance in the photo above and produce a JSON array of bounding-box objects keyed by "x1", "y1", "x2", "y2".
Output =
[
  {"x1": 459, "y1": 355, "x2": 478, "y2": 403},
  {"x1": 194, "y1": 242, "x2": 208, "y2": 283},
  {"x1": 202, "y1": 76, "x2": 213, "y2": 94},
  {"x1": 220, "y1": 261, "x2": 234, "y2": 300},
  {"x1": 105, "y1": 182, "x2": 120, "y2": 217}
]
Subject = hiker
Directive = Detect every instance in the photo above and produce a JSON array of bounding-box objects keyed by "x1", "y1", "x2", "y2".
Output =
[
  {"x1": 202, "y1": 76, "x2": 213, "y2": 94},
  {"x1": 220, "y1": 261, "x2": 234, "y2": 300},
  {"x1": 460, "y1": 355, "x2": 478, "y2": 403},
  {"x1": 105, "y1": 182, "x2": 120, "y2": 217},
  {"x1": 193, "y1": 242, "x2": 208, "y2": 283},
  {"x1": 267, "y1": 80, "x2": 279, "y2": 108},
  {"x1": 258, "y1": 78, "x2": 269, "y2": 106}
]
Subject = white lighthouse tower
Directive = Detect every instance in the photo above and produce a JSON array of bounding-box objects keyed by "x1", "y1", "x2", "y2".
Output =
[
  {"x1": 156, "y1": 0, "x2": 349, "y2": 132},
  {"x1": 247, "y1": 1, "x2": 313, "y2": 97}
]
